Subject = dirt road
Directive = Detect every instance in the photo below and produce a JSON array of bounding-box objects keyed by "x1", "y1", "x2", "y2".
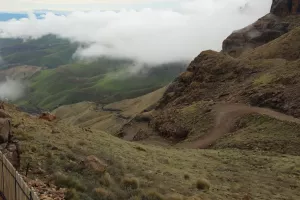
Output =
[{"x1": 189, "y1": 103, "x2": 300, "y2": 149}]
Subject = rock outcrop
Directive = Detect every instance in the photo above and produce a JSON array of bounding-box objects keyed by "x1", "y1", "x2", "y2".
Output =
[
  {"x1": 222, "y1": 14, "x2": 289, "y2": 56},
  {"x1": 1, "y1": 142, "x2": 21, "y2": 169},
  {"x1": 271, "y1": 0, "x2": 300, "y2": 16},
  {"x1": 24, "y1": 176, "x2": 66, "y2": 200},
  {"x1": 0, "y1": 104, "x2": 21, "y2": 169},
  {"x1": 271, "y1": 0, "x2": 290, "y2": 17},
  {"x1": 82, "y1": 155, "x2": 108, "y2": 173},
  {"x1": 0, "y1": 118, "x2": 11, "y2": 143},
  {"x1": 222, "y1": 0, "x2": 300, "y2": 56},
  {"x1": 39, "y1": 112, "x2": 57, "y2": 121},
  {"x1": 0, "y1": 101, "x2": 4, "y2": 110}
]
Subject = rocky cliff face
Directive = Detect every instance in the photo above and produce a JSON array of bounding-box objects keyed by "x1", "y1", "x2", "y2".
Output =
[
  {"x1": 222, "y1": 0, "x2": 298, "y2": 57},
  {"x1": 222, "y1": 14, "x2": 289, "y2": 56},
  {"x1": 271, "y1": 0, "x2": 290, "y2": 17}
]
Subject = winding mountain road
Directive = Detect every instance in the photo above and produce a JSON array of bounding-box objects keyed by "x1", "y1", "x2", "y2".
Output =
[{"x1": 189, "y1": 103, "x2": 300, "y2": 149}]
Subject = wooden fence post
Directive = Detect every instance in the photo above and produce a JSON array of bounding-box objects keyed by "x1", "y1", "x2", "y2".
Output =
[{"x1": 0, "y1": 151, "x2": 40, "y2": 200}]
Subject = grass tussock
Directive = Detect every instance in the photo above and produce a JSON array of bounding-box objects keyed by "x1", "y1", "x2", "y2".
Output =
[
  {"x1": 183, "y1": 174, "x2": 190, "y2": 180},
  {"x1": 53, "y1": 173, "x2": 85, "y2": 192},
  {"x1": 196, "y1": 178, "x2": 210, "y2": 191},
  {"x1": 93, "y1": 187, "x2": 115, "y2": 200},
  {"x1": 100, "y1": 172, "x2": 114, "y2": 187},
  {"x1": 122, "y1": 176, "x2": 140, "y2": 190},
  {"x1": 253, "y1": 74, "x2": 275, "y2": 86},
  {"x1": 65, "y1": 189, "x2": 80, "y2": 200}
]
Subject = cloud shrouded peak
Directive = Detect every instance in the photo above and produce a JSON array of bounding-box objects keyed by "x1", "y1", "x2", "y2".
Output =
[{"x1": 0, "y1": 0, "x2": 272, "y2": 64}]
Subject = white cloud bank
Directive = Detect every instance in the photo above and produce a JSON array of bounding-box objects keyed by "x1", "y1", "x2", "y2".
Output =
[
  {"x1": 0, "y1": 77, "x2": 25, "y2": 101},
  {"x1": 0, "y1": 0, "x2": 272, "y2": 64}
]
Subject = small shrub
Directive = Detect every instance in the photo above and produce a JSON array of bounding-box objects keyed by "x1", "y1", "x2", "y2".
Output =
[
  {"x1": 93, "y1": 187, "x2": 115, "y2": 200},
  {"x1": 78, "y1": 192, "x2": 94, "y2": 200},
  {"x1": 101, "y1": 172, "x2": 113, "y2": 187},
  {"x1": 122, "y1": 177, "x2": 140, "y2": 190},
  {"x1": 140, "y1": 190, "x2": 165, "y2": 200},
  {"x1": 65, "y1": 189, "x2": 80, "y2": 200},
  {"x1": 253, "y1": 74, "x2": 275, "y2": 86},
  {"x1": 66, "y1": 153, "x2": 76, "y2": 161},
  {"x1": 31, "y1": 146, "x2": 37, "y2": 152},
  {"x1": 134, "y1": 146, "x2": 147, "y2": 152},
  {"x1": 53, "y1": 173, "x2": 85, "y2": 192},
  {"x1": 14, "y1": 130, "x2": 34, "y2": 141},
  {"x1": 77, "y1": 140, "x2": 87, "y2": 146},
  {"x1": 195, "y1": 178, "x2": 210, "y2": 191},
  {"x1": 184, "y1": 174, "x2": 190, "y2": 180},
  {"x1": 129, "y1": 196, "x2": 140, "y2": 200},
  {"x1": 46, "y1": 151, "x2": 53, "y2": 158}
]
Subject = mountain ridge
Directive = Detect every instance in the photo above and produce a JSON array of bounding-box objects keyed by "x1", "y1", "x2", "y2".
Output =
[{"x1": 1, "y1": 1, "x2": 300, "y2": 199}]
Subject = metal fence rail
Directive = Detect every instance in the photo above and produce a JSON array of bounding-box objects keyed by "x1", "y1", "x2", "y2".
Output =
[{"x1": 0, "y1": 152, "x2": 39, "y2": 200}]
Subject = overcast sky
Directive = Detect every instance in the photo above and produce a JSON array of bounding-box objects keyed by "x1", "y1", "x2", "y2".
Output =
[
  {"x1": 0, "y1": 0, "x2": 272, "y2": 64},
  {"x1": 1, "y1": 0, "x2": 183, "y2": 11}
]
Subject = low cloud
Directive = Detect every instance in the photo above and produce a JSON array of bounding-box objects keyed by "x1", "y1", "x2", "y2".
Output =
[
  {"x1": 0, "y1": 0, "x2": 272, "y2": 64},
  {"x1": 0, "y1": 77, "x2": 25, "y2": 101}
]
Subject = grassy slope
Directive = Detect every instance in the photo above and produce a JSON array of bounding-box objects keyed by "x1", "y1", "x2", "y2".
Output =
[
  {"x1": 121, "y1": 27, "x2": 300, "y2": 146},
  {"x1": 17, "y1": 60, "x2": 183, "y2": 110},
  {"x1": 0, "y1": 65, "x2": 42, "y2": 81},
  {"x1": 0, "y1": 35, "x2": 185, "y2": 110},
  {"x1": 6, "y1": 102, "x2": 300, "y2": 200},
  {"x1": 53, "y1": 86, "x2": 167, "y2": 134},
  {"x1": 0, "y1": 35, "x2": 78, "y2": 69}
]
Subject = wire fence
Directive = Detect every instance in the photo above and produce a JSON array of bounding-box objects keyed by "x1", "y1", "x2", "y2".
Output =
[{"x1": 0, "y1": 152, "x2": 39, "y2": 200}]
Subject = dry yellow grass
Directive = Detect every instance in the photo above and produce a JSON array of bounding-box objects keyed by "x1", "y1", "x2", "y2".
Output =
[
  {"x1": 53, "y1": 86, "x2": 167, "y2": 134},
  {"x1": 3, "y1": 102, "x2": 299, "y2": 200},
  {"x1": 0, "y1": 65, "x2": 42, "y2": 80}
]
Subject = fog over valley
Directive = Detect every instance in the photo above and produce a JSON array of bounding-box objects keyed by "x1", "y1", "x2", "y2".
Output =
[{"x1": 0, "y1": 0, "x2": 271, "y2": 64}]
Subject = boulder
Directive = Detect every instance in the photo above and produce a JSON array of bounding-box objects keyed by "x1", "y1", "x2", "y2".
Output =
[
  {"x1": 39, "y1": 112, "x2": 57, "y2": 121},
  {"x1": 0, "y1": 101, "x2": 4, "y2": 110},
  {"x1": 222, "y1": 14, "x2": 289, "y2": 56},
  {"x1": 82, "y1": 155, "x2": 108, "y2": 173},
  {"x1": 135, "y1": 111, "x2": 153, "y2": 122},
  {"x1": 3, "y1": 142, "x2": 21, "y2": 170},
  {"x1": 0, "y1": 118, "x2": 11, "y2": 143},
  {"x1": 0, "y1": 110, "x2": 12, "y2": 118},
  {"x1": 271, "y1": 0, "x2": 300, "y2": 16},
  {"x1": 271, "y1": 0, "x2": 290, "y2": 17}
]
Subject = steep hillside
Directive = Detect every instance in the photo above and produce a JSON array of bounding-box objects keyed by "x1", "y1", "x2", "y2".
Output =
[
  {"x1": 0, "y1": 65, "x2": 42, "y2": 81},
  {"x1": 111, "y1": 0, "x2": 300, "y2": 149},
  {"x1": 0, "y1": 35, "x2": 78, "y2": 69},
  {"x1": 4, "y1": 102, "x2": 300, "y2": 200},
  {"x1": 53, "y1": 86, "x2": 167, "y2": 134},
  {"x1": 0, "y1": 35, "x2": 185, "y2": 110},
  {"x1": 117, "y1": 26, "x2": 300, "y2": 150},
  {"x1": 17, "y1": 61, "x2": 184, "y2": 110}
]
